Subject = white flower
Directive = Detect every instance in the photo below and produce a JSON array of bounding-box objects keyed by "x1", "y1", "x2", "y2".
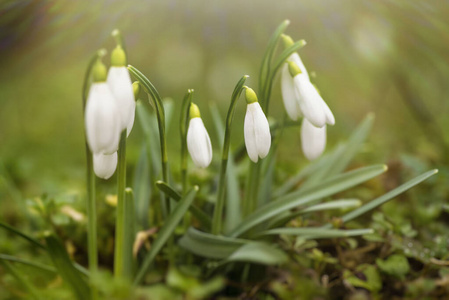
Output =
[
  {"x1": 301, "y1": 118, "x2": 326, "y2": 161},
  {"x1": 281, "y1": 59, "x2": 335, "y2": 128},
  {"x1": 107, "y1": 66, "x2": 135, "y2": 136},
  {"x1": 93, "y1": 152, "x2": 118, "y2": 179},
  {"x1": 187, "y1": 104, "x2": 212, "y2": 168},
  {"x1": 85, "y1": 82, "x2": 121, "y2": 154},
  {"x1": 244, "y1": 100, "x2": 271, "y2": 163}
]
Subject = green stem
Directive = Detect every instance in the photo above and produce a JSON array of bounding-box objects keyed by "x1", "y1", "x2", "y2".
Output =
[
  {"x1": 258, "y1": 20, "x2": 290, "y2": 103},
  {"x1": 262, "y1": 39, "x2": 306, "y2": 114},
  {"x1": 114, "y1": 130, "x2": 127, "y2": 279},
  {"x1": 82, "y1": 49, "x2": 105, "y2": 300},
  {"x1": 127, "y1": 66, "x2": 169, "y2": 217},
  {"x1": 180, "y1": 90, "x2": 194, "y2": 194},
  {"x1": 211, "y1": 75, "x2": 248, "y2": 235}
]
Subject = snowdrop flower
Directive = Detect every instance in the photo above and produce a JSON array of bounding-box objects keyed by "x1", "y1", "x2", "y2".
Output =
[
  {"x1": 244, "y1": 87, "x2": 271, "y2": 163},
  {"x1": 187, "y1": 103, "x2": 213, "y2": 168},
  {"x1": 107, "y1": 44, "x2": 135, "y2": 136},
  {"x1": 287, "y1": 61, "x2": 334, "y2": 128},
  {"x1": 93, "y1": 152, "x2": 118, "y2": 179},
  {"x1": 301, "y1": 118, "x2": 326, "y2": 161},
  {"x1": 85, "y1": 58, "x2": 121, "y2": 155}
]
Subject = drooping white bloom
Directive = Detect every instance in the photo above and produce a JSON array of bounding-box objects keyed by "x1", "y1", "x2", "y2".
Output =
[
  {"x1": 107, "y1": 66, "x2": 135, "y2": 136},
  {"x1": 292, "y1": 73, "x2": 329, "y2": 128},
  {"x1": 85, "y1": 82, "x2": 121, "y2": 154},
  {"x1": 187, "y1": 104, "x2": 212, "y2": 168},
  {"x1": 93, "y1": 152, "x2": 118, "y2": 179},
  {"x1": 301, "y1": 118, "x2": 326, "y2": 161},
  {"x1": 244, "y1": 98, "x2": 271, "y2": 163}
]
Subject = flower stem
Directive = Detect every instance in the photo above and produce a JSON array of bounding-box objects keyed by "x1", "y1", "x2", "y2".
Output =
[
  {"x1": 180, "y1": 90, "x2": 194, "y2": 194},
  {"x1": 114, "y1": 130, "x2": 128, "y2": 279},
  {"x1": 127, "y1": 66, "x2": 169, "y2": 217},
  {"x1": 82, "y1": 49, "x2": 106, "y2": 300},
  {"x1": 211, "y1": 75, "x2": 248, "y2": 235}
]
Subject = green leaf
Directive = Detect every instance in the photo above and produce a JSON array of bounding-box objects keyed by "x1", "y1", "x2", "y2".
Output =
[
  {"x1": 134, "y1": 186, "x2": 199, "y2": 285},
  {"x1": 224, "y1": 243, "x2": 288, "y2": 265},
  {"x1": 268, "y1": 199, "x2": 361, "y2": 228},
  {"x1": 229, "y1": 165, "x2": 387, "y2": 237},
  {"x1": 209, "y1": 102, "x2": 241, "y2": 234},
  {"x1": 179, "y1": 227, "x2": 248, "y2": 259},
  {"x1": 45, "y1": 234, "x2": 90, "y2": 300},
  {"x1": 272, "y1": 152, "x2": 332, "y2": 198},
  {"x1": 258, "y1": 228, "x2": 373, "y2": 239},
  {"x1": 0, "y1": 254, "x2": 56, "y2": 273},
  {"x1": 133, "y1": 144, "x2": 151, "y2": 229},
  {"x1": 301, "y1": 114, "x2": 374, "y2": 189},
  {"x1": 0, "y1": 259, "x2": 41, "y2": 300},
  {"x1": 338, "y1": 169, "x2": 438, "y2": 225},
  {"x1": 376, "y1": 254, "x2": 410, "y2": 279},
  {"x1": 344, "y1": 264, "x2": 382, "y2": 293},
  {"x1": 258, "y1": 19, "x2": 290, "y2": 99},
  {"x1": 155, "y1": 181, "x2": 211, "y2": 229},
  {"x1": 0, "y1": 221, "x2": 46, "y2": 250}
]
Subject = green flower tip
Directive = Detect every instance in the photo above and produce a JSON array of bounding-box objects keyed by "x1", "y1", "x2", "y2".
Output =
[
  {"x1": 189, "y1": 103, "x2": 201, "y2": 119},
  {"x1": 244, "y1": 86, "x2": 258, "y2": 104},
  {"x1": 132, "y1": 81, "x2": 140, "y2": 99},
  {"x1": 281, "y1": 34, "x2": 294, "y2": 49},
  {"x1": 92, "y1": 58, "x2": 107, "y2": 82},
  {"x1": 97, "y1": 48, "x2": 107, "y2": 57},
  {"x1": 287, "y1": 61, "x2": 302, "y2": 77},
  {"x1": 111, "y1": 45, "x2": 126, "y2": 67}
]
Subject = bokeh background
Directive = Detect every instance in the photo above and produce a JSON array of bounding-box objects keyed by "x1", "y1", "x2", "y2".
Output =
[{"x1": 1, "y1": 0, "x2": 448, "y2": 202}]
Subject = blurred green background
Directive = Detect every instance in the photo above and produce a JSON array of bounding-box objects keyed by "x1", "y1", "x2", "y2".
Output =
[{"x1": 0, "y1": 0, "x2": 448, "y2": 198}]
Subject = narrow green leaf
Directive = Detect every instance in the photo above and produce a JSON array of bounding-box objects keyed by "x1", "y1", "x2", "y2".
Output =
[
  {"x1": 302, "y1": 114, "x2": 374, "y2": 189},
  {"x1": 209, "y1": 103, "x2": 241, "y2": 234},
  {"x1": 179, "y1": 227, "x2": 248, "y2": 259},
  {"x1": 45, "y1": 235, "x2": 90, "y2": 300},
  {"x1": 267, "y1": 199, "x2": 361, "y2": 229},
  {"x1": 155, "y1": 181, "x2": 211, "y2": 228},
  {"x1": 337, "y1": 169, "x2": 438, "y2": 225},
  {"x1": 0, "y1": 254, "x2": 56, "y2": 273},
  {"x1": 133, "y1": 144, "x2": 151, "y2": 229},
  {"x1": 0, "y1": 259, "x2": 41, "y2": 300},
  {"x1": 258, "y1": 19, "x2": 290, "y2": 99},
  {"x1": 259, "y1": 228, "x2": 373, "y2": 239},
  {"x1": 229, "y1": 165, "x2": 387, "y2": 237},
  {"x1": 0, "y1": 221, "x2": 46, "y2": 250},
  {"x1": 272, "y1": 152, "x2": 332, "y2": 198},
  {"x1": 224, "y1": 243, "x2": 288, "y2": 265},
  {"x1": 134, "y1": 186, "x2": 199, "y2": 285}
]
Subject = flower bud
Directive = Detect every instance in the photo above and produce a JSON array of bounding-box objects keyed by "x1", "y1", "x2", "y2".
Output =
[
  {"x1": 187, "y1": 103, "x2": 213, "y2": 168},
  {"x1": 244, "y1": 99, "x2": 271, "y2": 163}
]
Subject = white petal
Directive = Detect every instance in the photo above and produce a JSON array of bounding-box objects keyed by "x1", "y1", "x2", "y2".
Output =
[
  {"x1": 319, "y1": 97, "x2": 335, "y2": 126},
  {"x1": 288, "y1": 52, "x2": 309, "y2": 81},
  {"x1": 293, "y1": 75, "x2": 326, "y2": 128},
  {"x1": 187, "y1": 118, "x2": 213, "y2": 168},
  {"x1": 85, "y1": 83, "x2": 121, "y2": 154},
  {"x1": 93, "y1": 152, "x2": 118, "y2": 179},
  {"x1": 245, "y1": 103, "x2": 271, "y2": 162},
  {"x1": 244, "y1": 104, "x2": 259, "y2": 163},
  {"x1": 301, "y1": 118, "x2": 326, "y2": 161},
  {"x1": 281, "y1": 64, "x2": 302, "y2": 121},
  {"x1": 251, "y1": 103, "x2": 271, "y2": 159},
  {"x1": 107, "y1": 67, "x2": 136, "y2": 136}
]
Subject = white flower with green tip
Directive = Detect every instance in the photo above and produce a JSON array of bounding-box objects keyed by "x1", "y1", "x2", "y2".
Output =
[
  {"x1": 187, "y1": 103, "x2": 213, "y2": 168},
  {"x1": 85, "y1": 59, "x2": 121, "y2": 155},
  {"x1": 107, "y1": 45, "x2": 135, "y2": 136},
  {"x1": 244, "y1": 87, "x2": 271, "y2": 163}
]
